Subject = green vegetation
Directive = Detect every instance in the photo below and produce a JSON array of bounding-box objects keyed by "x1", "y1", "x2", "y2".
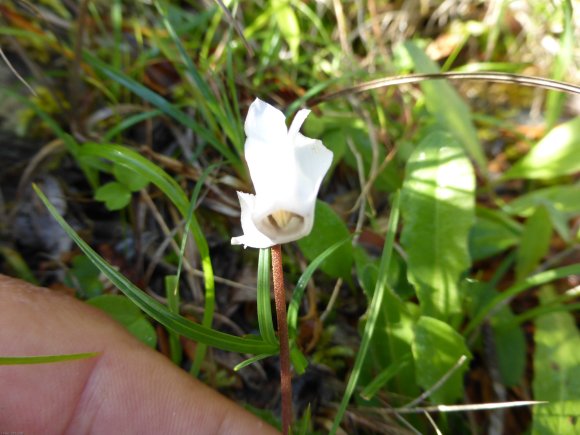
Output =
[{"x1": 1, "y1": 0, "x2": 579, "y2": 433}]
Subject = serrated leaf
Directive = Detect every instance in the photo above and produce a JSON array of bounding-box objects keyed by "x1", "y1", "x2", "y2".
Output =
[
  {"x1": 532, "y1": 286, "x2": 580, "y2": 434},
  {"x1": 297, "y1": 201, "x2": 353, "y2": 280},
  {"x1": 401, "y1": 131, "x2": 475, "y2": 320},
  {"x1": 515, "y1": 206, "x2": 552, "y2": 281},
  {"x1": 413, "y1": 316, "x2": 472, "y2": 404},
  {"x1": 504, "y1": 117, "x2": 580, "y2": 180},
  {"x1": 94, "y1": 181, "x2": 131, "y2": 210},
  {"x1": 88, "y1": 295, "x2": 157, "y2": 348}
]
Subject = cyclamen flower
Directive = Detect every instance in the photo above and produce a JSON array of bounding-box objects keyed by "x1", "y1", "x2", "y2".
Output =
[{"x1": 231, "y1": 98, "x2": 333, "y2": 248}]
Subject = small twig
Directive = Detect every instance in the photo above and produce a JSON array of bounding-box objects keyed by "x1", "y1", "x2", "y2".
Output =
[
  {"x1": 271, "y1": 245, "x2": 292, "y2": 434},
  {"x1": 320, "y1": 278, "x2": 343, "y2": 323},
  {"x1": 0, "y1": 47, "x2": 37, "y2": 96}
]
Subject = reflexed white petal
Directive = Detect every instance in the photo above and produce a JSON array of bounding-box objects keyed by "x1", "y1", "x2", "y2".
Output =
[
  {"x1": 288, "y1": 108, "x2": 311, "y2": 139},
  {"x1": 244, "y1": 98, "x2": 287, "y2": 144},
  {"x1": 294, "y1": 133, "x2": 333, "y2": 198},
  {"x1": 231, "y1": 192, "x2": 276, "y2": 248},
  {"x1": 245, "y1": 136, "x2": 295, "y2": 201}
]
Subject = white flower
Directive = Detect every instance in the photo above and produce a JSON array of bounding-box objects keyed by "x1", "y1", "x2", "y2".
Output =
[{"x1": 231, "y1": 98, "x2": 333, "y2": 248}]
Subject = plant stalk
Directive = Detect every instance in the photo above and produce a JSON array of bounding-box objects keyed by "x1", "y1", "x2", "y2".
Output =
[{"x1": 271, "y1": 244, "x2": 292, "y2": 434}]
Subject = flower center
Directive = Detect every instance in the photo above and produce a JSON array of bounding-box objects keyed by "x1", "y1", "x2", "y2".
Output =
[{"x1": 267, "y1": 210, "x2": 303, "y2": 230}]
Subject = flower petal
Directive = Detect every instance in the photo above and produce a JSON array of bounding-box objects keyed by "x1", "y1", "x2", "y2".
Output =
[
  {"x1": 294, "y1": 133, "x2": 333, "y2": 200},
  {"x1": 231, "y1": 192, "x2": 276, "y2": 248},
  {"x1": 244, "y1": 98, "x2": 287, "y2": 144},
  {"x1": 288, "y1": 108, "x2": 311, "y2": 139}
]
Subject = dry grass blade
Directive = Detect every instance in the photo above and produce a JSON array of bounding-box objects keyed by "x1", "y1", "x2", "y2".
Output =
[
  {"x1": 0, "y1": 47, "x2": 36, "y2": 96},
  {"x1": 385, "y1": 400, "x2": 547, "y2": 414}
]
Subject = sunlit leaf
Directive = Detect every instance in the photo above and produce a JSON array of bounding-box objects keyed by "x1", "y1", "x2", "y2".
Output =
[
  {"x1": 401, "y1": 42, "x2": 486, "y2": 169},
  {"x1": 402, "y1": 131, "x2": 475, "y2": 320},
  {"x1": 515, "y1": 206, "x2": 552, "y2": 281},
  {"x1": 413, "y1": 316, "x2": 472, "y2": 404},
  {"x1": 504, "y1": 117, "x2": 580, "y2": 180},
  {"x1": 533, "y1": 286, "x2": 580, "y2": 434}
]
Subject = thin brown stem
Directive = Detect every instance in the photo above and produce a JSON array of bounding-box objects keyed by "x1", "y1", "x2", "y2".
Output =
[{"x1": 271, "y1": 244, "x2": 292, "y2": 434}]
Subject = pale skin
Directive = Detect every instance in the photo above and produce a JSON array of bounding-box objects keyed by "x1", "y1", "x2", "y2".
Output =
[{"x1": 0, "y1": 274, "x2": 279, "y2": 434}]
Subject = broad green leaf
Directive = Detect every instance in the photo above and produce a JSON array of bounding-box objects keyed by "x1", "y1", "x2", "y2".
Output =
[
  {"x1": 504, "y1": 184, "x2": 580, "y2": 217},
  {"x1": 493, "y1": 317, "x2": 527, "y2": 387},
  {"x1": 470, "y1": 207, "x2": 521, "y2": 261},
  {"x1": 94, "y1": 181, "x2": 131, "y2": 211},
  {"x1": 113, "y1": 163, "x2": 149, "y2": 192},
  {"x1": 515, "y1": 206, "x2": 552, "y2": 281},
  {"x1": 412, "y1": 316, "x2": 472, "y2": 404},
  {"x1": 532, "y1": 286, "x2": 580, "y2": 434},
  {"x1": 297, "y1": 201, "x2": 353, "y2": 280},
  {"x1": 401, "y1": 41, "x2": 486, "y2": 169},
  {"x1": 401, "y1": 131, "x2": 475, "y2": 320},
  {"x1": 504, "y1": 117, "x2": 580, "y2": 180},
  {"x1": 88, "y1": 295, "x2": 157, "y2": 348}
]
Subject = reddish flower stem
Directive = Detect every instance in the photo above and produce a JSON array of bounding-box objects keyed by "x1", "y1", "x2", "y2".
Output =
[{"x1": 271, "y1": 244, "x2": 292, "y2": 434}]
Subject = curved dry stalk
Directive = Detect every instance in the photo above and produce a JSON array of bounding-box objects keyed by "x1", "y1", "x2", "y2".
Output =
[{"x1": 316, "y1": 72, "x2": 580, "y2": 104}]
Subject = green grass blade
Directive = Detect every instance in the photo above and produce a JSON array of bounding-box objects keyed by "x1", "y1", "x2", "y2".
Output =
[
  {"x1": 33, "y1": 184, "x2": 277, "y2": 355},
  {"x1": 287, "y1": 236, "x2": 352, "y2": 340},
  {"x1": 83, "y1": 52, "x2": 238, "y2": 165},
  {"x1": 81, "y1": 143, "x2": 220, "y2": 374},
  {"x1": 545, "y1": 0, "x2": 574, "y2": 129},
  {"x1": 0, "y1": 353, "x2": 98, "y2": 365},
  {"x1": 103, "y1": 109, "x2": 162, "y2": 141},
  {"x1": 464, "y1": 263, "x2": 580, "y2": 336},
  {"x1": 154, "y1": 1, "x2": 243, "y2": 155},
  {"x1": 330, "y1": 191, "x2": 401, "y2": 434},
  {"x1": 186, "y1": 165, "x2": 218, "y2": 376},
  {"x1": 360, "y1": 353, "x2": 411, "y2": 400},
  {"x1": 233, "y1": 353, "x2": 272, "y2": 371},
  {"x1": 257, "y1": 248, "x2": 277, "y2": 345},
  {"x1": 164, "y1": 275, "x2": 183, "y2": 365}
]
